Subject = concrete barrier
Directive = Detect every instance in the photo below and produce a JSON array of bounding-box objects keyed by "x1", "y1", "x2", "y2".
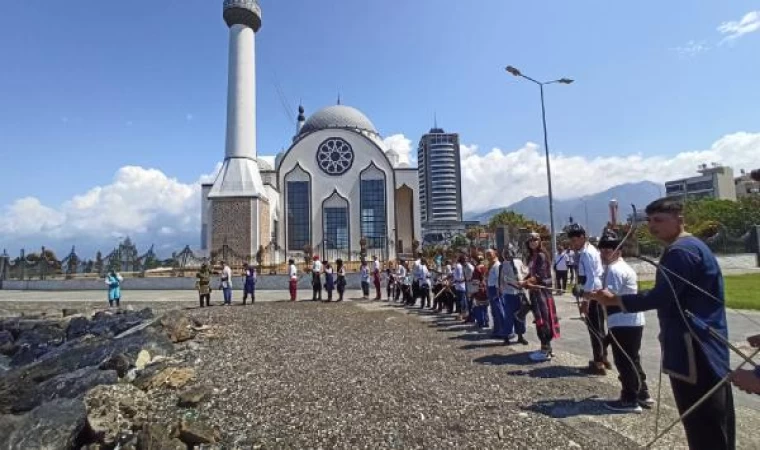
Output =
[{"x1": 0, "y1": 273, "x2": 370, "y2": 291}]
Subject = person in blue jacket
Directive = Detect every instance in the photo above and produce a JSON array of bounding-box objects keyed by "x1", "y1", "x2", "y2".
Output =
[
  {"x1": 105, "y1": 270, "x2": 123, "y2": 308},
  {"x1": 587, "y1": 197, "x2": 733, "y2": 450},
  {"x1": 242, "y1": 263, "x2": 257, "y2": 305}
]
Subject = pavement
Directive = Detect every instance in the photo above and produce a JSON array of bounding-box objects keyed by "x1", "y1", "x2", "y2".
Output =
[{"x1": 2, "y1": 288, "x2": 760, "y2": 447}]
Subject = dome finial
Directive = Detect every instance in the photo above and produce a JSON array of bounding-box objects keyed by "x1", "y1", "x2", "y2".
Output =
[{"x1": 337, "y1": 93, "x2": 341, "y2": 105}]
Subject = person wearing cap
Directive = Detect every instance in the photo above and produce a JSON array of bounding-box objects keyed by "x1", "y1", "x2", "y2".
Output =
[
  {"x1": 520, "y1": 233, "x2": 560, "y2": 361},
  {"x1": 567, "y1": 224, "x2": 609, "y2": 374},
  {"x1": 584, "y1": 230, "x2": 652, "y2": 413},
  {"x1": 586, "y1": 197, "x2": 733, "y2": 450},
  {"x1": 311, "y1": 255, "x2": 323, "y2": 301}
]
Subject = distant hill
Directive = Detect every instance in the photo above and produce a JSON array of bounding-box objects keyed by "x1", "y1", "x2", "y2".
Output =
[{"x1": 465, "y1": 181, "x2": 663, "y2": 236}]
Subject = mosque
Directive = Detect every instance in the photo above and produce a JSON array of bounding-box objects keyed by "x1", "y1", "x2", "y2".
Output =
[{"x1": 201, "y1": 0, "x2": 420, "y2": 263}]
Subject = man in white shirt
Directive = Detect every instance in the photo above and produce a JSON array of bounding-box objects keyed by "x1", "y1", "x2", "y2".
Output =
[
  {"x1": 583, "y1": 231, "x2": 651, "y2": 413},
  {"x1": 484, "y1": 250, "x2": 505, "y2": 334},
  {"x1": 568, "y1": 224, "x2": 609, "y2": 375},
  {"x1": 311, "y1": 255, "x2": 323, "y2": 301},
  {"x1": 411, "y1": 252, "x2": 422, "y2": 303},
  {"x1": 220, "y1": 261, "x2": 233, "y2": 306},
  {"x1": 372, "y1": 256, "x2": 382, "y2": 300},
  {"x1": 288, "y1": 259, "x2": 298, "y2": 302},
  {"x1": 453, "y1": 256, "x2": 468, "y2": 321},
  {"x1": 499, "y1": 248, "x2": 529, "y2": 345},
  {"x1": 553, "y1": 246, "x2": 569, "y2": 293}
]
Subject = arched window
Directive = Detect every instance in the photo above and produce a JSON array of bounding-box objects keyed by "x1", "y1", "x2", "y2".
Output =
[
  {"x1": 285, "y1": 165, "x2": 311, "y2": 251},
  {"x1": 322, "y1": 190, "x2": 349, "y2": 251},
  {"x1": 360, "y1": 163, "x2": 387, "y2": 249}
]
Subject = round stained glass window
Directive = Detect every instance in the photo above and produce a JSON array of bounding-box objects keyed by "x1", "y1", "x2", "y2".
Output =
[{"x1": 316, "y1": 138, "x2": 354, "y2": 176}]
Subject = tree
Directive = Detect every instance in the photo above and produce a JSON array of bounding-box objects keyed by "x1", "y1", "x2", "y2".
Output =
[{"x1": 488, "y1": 210, "x2": 550, "y2": 240}]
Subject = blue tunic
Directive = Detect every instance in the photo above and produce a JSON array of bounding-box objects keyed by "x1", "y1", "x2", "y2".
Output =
[
  {"x1": 244, "y1": 269, "x2": 256, "y2": 294},
  {"x1": 621, "y1": 236, "x2": 729, "y2": 383},
  {"x1": 106, "y1": 275, "x2": 121, "y2": 301}
]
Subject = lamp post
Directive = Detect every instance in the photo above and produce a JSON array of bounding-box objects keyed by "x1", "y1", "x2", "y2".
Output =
[{"x1": 505, "y1": 65, "x2": 573, "y2": 259}]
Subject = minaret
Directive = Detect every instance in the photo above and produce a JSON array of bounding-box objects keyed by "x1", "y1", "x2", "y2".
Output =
[
  {"x1": 296, "y1": 104, "x2": 305, "y2": 135},
  {"x1": 206, "y1": 0, "x2": 269, "y2": 257},
  {"x1": 609, "y1": 198, "x2": 619, "y2": 226}
]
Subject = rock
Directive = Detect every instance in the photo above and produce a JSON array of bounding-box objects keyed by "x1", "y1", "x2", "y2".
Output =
[
  {"x1": 135, "y1": 349, "x2": 151, "y2": 370},
  {"x1": 177, "y1": 385, "x2": 212, "y2": 408},
  {"x1": 100, "y1": 353, "x2": 131, "y2": 377},
  {"x1": 16, "y1": 322, "x2": 66, "y2": 348},
  {"x1": 13, "y1": 366, "x2": 118, "y2": 413},
  {"x1": 178, "y1": 418, "x2": 219, "y2": 445},
  {"x1": 137, "y1": 424, "x2": 187, "y2": 450},
  {"x1": 62, "y1": 308, "x2": 83, "y2": 317},
  {"x1": 139, "y1": 367, "x2": 195, "y2": 390},
  {"x1": 66, "y1": 316, "x2": 90, "y2": 340},
  {"x1": 160, "y1": 310, "x2": 195, "y2": 343},
  {"x1": 0, "y1": 329, "x2": 14, "y2": 355},
  {"x1": 0, "y1": 354, "x2": 11, "y2": 372},
  {"x1": 84, "y1": 384, "x2": 152, "y2": 447},
  {"x1": 3, "y1": 398, "x2": 87, "y2": 450}
]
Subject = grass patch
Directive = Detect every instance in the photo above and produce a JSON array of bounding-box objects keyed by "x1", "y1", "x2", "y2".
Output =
[{"x1": 639, "y1": 273, "x2": 760, "y2": 311}]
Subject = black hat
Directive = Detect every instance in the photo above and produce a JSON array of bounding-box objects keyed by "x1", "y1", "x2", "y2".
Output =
[
  {"x1": 566, "y1": 223, "x2": 586, "y2": 239},
  {"x1": 598, "y1": 229, "x2": 622, "y2": 250}
]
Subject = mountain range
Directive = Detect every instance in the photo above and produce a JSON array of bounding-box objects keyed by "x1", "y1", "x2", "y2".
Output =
[{"x1": 465, "y1": 181, "x2": 663, "y2": 236}]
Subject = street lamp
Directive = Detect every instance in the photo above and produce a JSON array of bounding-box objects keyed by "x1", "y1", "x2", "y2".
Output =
[{"x1": 505, "y1": 65, "x2": 573, "y2": 259}]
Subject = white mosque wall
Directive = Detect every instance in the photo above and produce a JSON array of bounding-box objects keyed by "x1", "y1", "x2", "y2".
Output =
[{"x1": 277, "y1": 128, "x2": 398, "y2": 259}]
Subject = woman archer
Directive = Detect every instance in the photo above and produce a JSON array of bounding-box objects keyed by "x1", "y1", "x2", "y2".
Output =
[{"x1": 520, "y1": 233, "x2": 560, "y2": 362}]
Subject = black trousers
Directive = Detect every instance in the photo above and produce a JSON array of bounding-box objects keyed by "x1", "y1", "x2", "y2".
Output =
[
  {"x1": 568, "y1": 265, "x2": 576, "y2": 283},
  {"x1": 555, "y1": 270, "x2": 568, "y2": 292},
  {"x1": 609, "y1": 326, "x2": 649, "y2": 402},
  {"x1": 586, "y1": 300, "x2": 608, "y2": 363},
  {"x1": 419, "y1": 285, "x2": 430, "y2": 308},
  {"x1": 671, "y1": 347, "x2": 735, "y2": 450},
  {"x1": 199, "y1": 293, "x2": 210, "y2": 307},
  {"x1": 312, "y1": 283, "x2": 322, "y2": 301}
]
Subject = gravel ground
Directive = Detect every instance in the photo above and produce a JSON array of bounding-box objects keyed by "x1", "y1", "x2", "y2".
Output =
[
  {"x1": 143, "y1": 300, "x2": 641, "y2": 449},
  {"x1": 4, "y1": 295, "x2": 760, "y2": 449}
]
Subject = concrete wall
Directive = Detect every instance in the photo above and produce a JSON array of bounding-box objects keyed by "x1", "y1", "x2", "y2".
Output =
[
  {"x1": 1, "y1": 273, "x2": 369, "y2": 291},
  {"x1": 627, "y1": 253, "x2": 758, "y2": 279}
]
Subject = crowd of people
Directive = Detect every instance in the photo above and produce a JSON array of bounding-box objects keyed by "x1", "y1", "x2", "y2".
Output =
[{"x1": 161, "y1": 195, "x2": 758, "y2": 449}]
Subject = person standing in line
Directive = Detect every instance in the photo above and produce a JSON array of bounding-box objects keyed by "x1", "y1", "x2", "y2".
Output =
[
  {"x1": 220, "y1": 261, "x2": 233, "y2": 306},
  {"x1": 288, "y1": 259, "x2": 298, "y2": 302},
  {"x1": 452, "y1": 256, "x2": 468, "y2": 322},
  {"x1": 360, "y1": 260, "x2": 371, "y2": 299},
  {"x1": 323, "y1": 261, "x2": 335, "y2": 302},
  {"x1": 584, "y1": 230, "x2": 652, "y2": 413},
  {"x1": 554, "y1": 246, "x2": 569, "y2": 294},
  {"x1": 486, "y1": 250, "x2": 506, "y2": 336},
  {"x1": 568, "y1": 224, "x2": 609, "y2": 374},
  {"x1": 335, "y1": 259, "x2": 347, "y2": 302},
  {"x1": 464, "y1": 255, "x2": 476, "y2": 316},
  {"x1": 411, "y1": 252, "x2": 422, "y2": 305},
  {"x1": 566, "y1": 248, "x2": 576, "y2": 284},
  {"x1": 395, "y1": 259, "x2": 407, "y2": 302},
  {"x1": 372, "y1": 255, "x2": 382, "y2": 300},
  {"x1": 105, "y1": 269, "x2": 124, "y2": 308},
  {"x1": 500, "y1": 248, "x2": 529, "y2": 346},
  {"x1": 587, "y1": 198, "x2": 733, "y2": 450},
  {"x1": 521, "y1": 233, "x2": 560, "y2": 362},
  {"x1": 417, "y1": 258, "x2": 432, "y2": 309},
  {"x1": 196, "y1": 262, "x2": 212, "y2": 308},
  {"x1": 311, "y1": 255, "x2": 323, "y2": 301},
  {"x1": 242, "y1": 263, "x2": 257, "y2": 305},
  {"x1": 386, "y1": 261, "x2": 395, "y2": 301}
]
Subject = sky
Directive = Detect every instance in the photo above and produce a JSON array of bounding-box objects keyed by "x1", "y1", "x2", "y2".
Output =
[{"x1": 0, "y1": 1, "x2": 759, "y2": 257}]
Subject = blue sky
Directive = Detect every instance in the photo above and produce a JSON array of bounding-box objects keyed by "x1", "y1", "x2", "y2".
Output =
[{"x1": 0, "y1": 1, "x2": 759, "y2": 255}]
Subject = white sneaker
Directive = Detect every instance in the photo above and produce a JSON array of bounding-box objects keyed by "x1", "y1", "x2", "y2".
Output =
[{"x1": 529, "y1": 350, "x2": 552, "y2": 362}]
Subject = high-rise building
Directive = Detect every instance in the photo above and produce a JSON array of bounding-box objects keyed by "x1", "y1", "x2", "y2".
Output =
[
  {"x1": 417, "y1": 127, "x2": 464, "y2": 236},
  {"x1": 735, "y1": 169, "x2": 760, "y2": 199}
]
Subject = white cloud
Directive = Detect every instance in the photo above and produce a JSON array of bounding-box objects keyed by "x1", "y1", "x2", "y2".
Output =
[
  {"x1": 718, "y1": 10, "x2": 760, "y2": 42},
  {"x1": 671, "y1": 40, "x2": 710, "y2": 57},
  {"x1": 459, "y1": 132, "x2": 760, "y2": 213},
  {"x1": 382, "y1": 134, "x2": 415, "y2": 165}
]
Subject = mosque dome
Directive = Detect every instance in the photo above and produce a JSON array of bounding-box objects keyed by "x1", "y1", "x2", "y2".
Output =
[{"x1": 299, "y1": 105, "x2": 379, "y2": 137}]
